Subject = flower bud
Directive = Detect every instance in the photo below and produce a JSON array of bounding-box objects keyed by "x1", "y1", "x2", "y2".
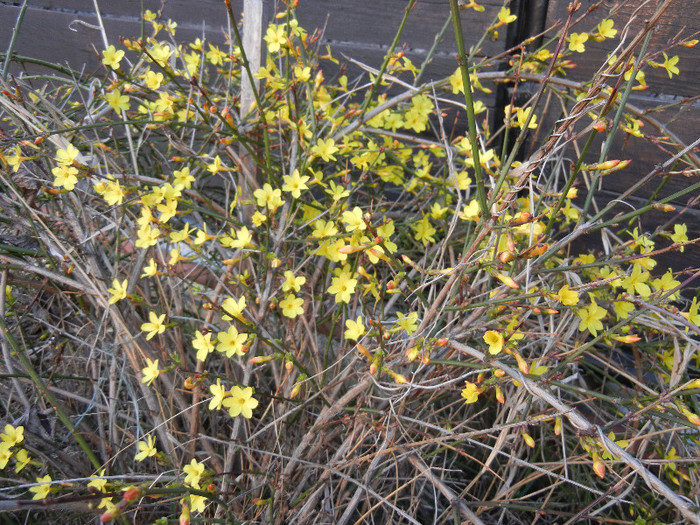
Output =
[
  {"x1": 495, "y1": 386, "x2": 505, "y2": 404},
  {"x1": 592, "y1": 453, "x2": 606, "y2": 479}
]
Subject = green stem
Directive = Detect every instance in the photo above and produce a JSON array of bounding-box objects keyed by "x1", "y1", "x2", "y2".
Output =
[
  {"x1": 2, "y1": 0, "x2": 29, "y2": 80},
  {"x1": 581, "y1": 22, "x2": 654, "y2": 217},
  {"x1": 449, "y1": 0, "x2": 486, "y2": 217}
]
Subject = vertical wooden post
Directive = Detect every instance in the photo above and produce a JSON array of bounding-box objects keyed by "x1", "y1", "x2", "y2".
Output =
[
  {"x1": 240, "y1": 0, "x2": 263, "y2": 116},
  {"x1": 238, "y1": 0, "x2": 263, "y2": 222}
]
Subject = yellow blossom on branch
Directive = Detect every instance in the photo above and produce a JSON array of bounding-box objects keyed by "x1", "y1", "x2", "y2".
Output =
[
  {"x1": 282, "y1": 169, "x2": 310, "y2": 198},
  {"x1": 568, "y1": 32, "x2": 588, "y2": 53},
  {"x1": 497, "y1": 7, "x2": 517, "y2": 24},
  {"x1": 483, "y1": 330, "x2": 504, "y2": 355},
  {"x1": 223, "y1": 386, "x2": 258, "y2": 418},
  {"x1": 461, "y1": 381, "x2": 481, "y2": 404},
  {"x1": 208, "y1": 379, "x2": 228, "y2": 410},
  {"x1": 102, "y1": 45, "x2": 125, "y2": 69},
  {"x1": 141, "y1": 311, "x2": 166, "y2": 340},
  {"x1": 107, "y1": 278, "x2": 128, "y2": 304},
  {"x1": 279, "y1": 293, "x2": 304, "y2": 318},
  {"x1": 192, "y1": 331, "x2": 216, "y2": 362},
  {"x1": 105, "y1": 89, "x2": 130, "y2": 112},
  {"x1": 344, "y1": 316, "x2": 366, "y2": 341},
  {"x1": 134, "y1": 435, "x2": 157, "y2": 462},
  {"x1": 577, "y1": 298, "x2": 607, "y2": 336},
  {"x1": 555, "y1": 284, "x2": 579, "y2": 306},
  {"x1": 0, "y1": 424, "x2": 23, "y2": 446},
  {"x1": 29, "y1": 475, "x2": 53, "y2": 500},
  {"x1": 183, "y1": 459, "x2": 205, "y2": 488},
  {"x1": 141, "y1": 358, "x2": 161, "y2": 386},
  {"x1": 311, "y1": 138, "x2": 339, "y2": 162},
  {"x1": 51, "y1": 164, "x2": 79, "y2": 191},
  {"x1": 328, "y1": 268, "x2": 358, "y2": 304},
  {"x1": 254, "y1": 183, "x2": 284, "y2": 210},
  {"x1": 216, "y1": 326, "x2": 248, "y2": 357},
  {"x1": 282, "y1": 271, "x2": 306, "y2": 292}
]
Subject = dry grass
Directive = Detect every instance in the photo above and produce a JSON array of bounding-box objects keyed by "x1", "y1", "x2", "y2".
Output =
[{"x1": 1, "y1": 1, "x2": 699, "y2": 523}]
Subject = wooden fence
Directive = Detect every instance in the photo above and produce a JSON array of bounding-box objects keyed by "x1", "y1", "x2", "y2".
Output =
[{"x1": 1, "y1": 0, "x2": 698, "y2": 271}]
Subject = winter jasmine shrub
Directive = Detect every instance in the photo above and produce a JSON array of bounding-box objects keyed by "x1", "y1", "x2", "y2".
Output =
[{"x1": 0, "y1": 1, "x2": 698, "y2": 523}]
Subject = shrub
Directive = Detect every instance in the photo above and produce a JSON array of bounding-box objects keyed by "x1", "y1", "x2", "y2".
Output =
[{"x1": 0, "y1": 1, "x2": 698, "y2": 523}]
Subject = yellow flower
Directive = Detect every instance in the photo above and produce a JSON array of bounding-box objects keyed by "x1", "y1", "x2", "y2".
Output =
[
  {"x1": 461, "y1": 381, "x2": 480, "y2": 404},
  {"x1": 395, "y1": 311, "x2": 418, "y2": 335},
  {"x1": 173, "y1": 166, "x2": 194, "y2": 189},
  {"x1": 189, "y1": 493, "x2": 207, "y2": 513},
  {"x1": 279, "y1": 293, "x2": 304, "y2": 318},
  {"x1": 497, "y1": 7, "x2": 517, "y2": 24},
  {"x1": 207, "y1": 155, "x2": 224, "y2": 175},
  {"x1": 101, "y1": 45, "x2": 125, "y2": 69},
  {"x1": 613, "y1": 298, "x2": 635, "y2": 320},
  {"x1": 216, "y1": 326, "x2": 248, "y2": 357},
  {"x1": 183, "y1": 458, "x2": 205, "y2": 488},
  {"x1": 223, "y1": 226, "x2": 253, "y2": 249},
  {"x1": 105, "y1": 89, "x2": 130, "y2": 112},
  {"x1": 344, "y1": 316, "x2": 366, "y2": 341},
  {"x1": 141, "y1": 311, "x2": 166, "y2": 340},
  {"x1": 14, "y1": 448, "x2": 30, "y2": 473},
  {"x1": 0, "y1": 444, "x2": 11, "y2": 470},
  {"x1": 88, "y1": 470, "x2": 108, "y2": 492},
  {"x1": 51, "y1": 164, "x2": 79, "y2": 191},
  {"x1": 221, "y1": 296, "x2": 246, "y2": 320},
  {"x1": 209, "y1": 378, "x2": 228, "y2": 410},
  {"x1": 134, "y1": 435, "x2": 157, "y2": 462},
  {"x1": 680, "y1": 297, "x2": 700, "y2": 327},
  {"x1": 141, "y1": 358, "x2": 161, "y2": 386},
  {"x1": 595, "y1": 19, "x2": 617, "y2": 41},
  {"x1": 206, "y1": 44, "x2": 227, "y2": 66},
  {"x1": 555, "y1": 284, "x2": 579, "y2": 306},
  {"x1": 282, "y1": 169, "x2": 310, "y2": 198},
  {"x1": 328, "y1": 269, "x2": 358, "y2": 304},
  {"x1": 459, "y1": 199, "x2": 480, "y2": 221},
  {"x1": 29, "y1": 475, "x2": 53, "y2": 500},
  {"x1": 460, "y1": 0, "x2": 485, "y2": 11},
  {"x1": 282, "y1": 271, "x2": 306, "y2": 292},
  {"x1": 568, "y1": 32, "x2": 589, "y2": 53},
  {"x1": 55, "y1": 144, "x2": 79, "y2": 165},
  {"x1": 254, "y1": 183, "x2": 284, "y2": 210},
  {"x1": 311, "y1": 138, "x2": 339, "y2": 162},
  {"x1": 620, "y1": 265, "x2": 651, "y2": 298},
  {"x1": 671, "y1": 223, "x2": 688, "y2": 251},
  {"x1": 101, "y1": 179, "x2": 125, "y2": 206},
  {"x1": 141, "y1": 258, "x2": 159, "y2": 278},
  {"x1": 311, "y1": 219, "x2": 338, "y2": 238},
  {"x1": 342, "y1": 206, "x2": 367, "y2": 232},
  {"x1": 294, "y1": 65, "x2": 311, "y2": 82},
  {"x1": 325, "y1": 180, "x2": 350, "y2": 201},
  {"x1": 516, "y1": 107, "x2": 538, "y2": 129},
  {"x1": 222, "y1": 386, "x2": 258, "y2": 418},
  {"x1": 193, "y1": 331, "x2": 215, "y2": 362},
  {"x1": 577, "y1": 298, "x2": 607, "y2": 336},
  {"x1": 144, "y1": 70, "x2": 164, "y2": 90},
  {"x1": 264, "y1": 24, "x2": 286, "y2": 53},
  {"x1": 662, "y1": 53, "x2": 679, "y2": 78},
  {"x1": 107, "y1": 278, "x2": 128, "y2": 304},
  {"x1": 0, "y1": 424, "x2": 23, "y2": 446},
  {"x1": 412, "y1": 215, "x2": 436, "y2": 245},
  {"x1": 483, "y1": 330, "x2": 504, "y2": 355},
  {"x1": 147, "y1": 42, "x2": 172, "y2": 67}
]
